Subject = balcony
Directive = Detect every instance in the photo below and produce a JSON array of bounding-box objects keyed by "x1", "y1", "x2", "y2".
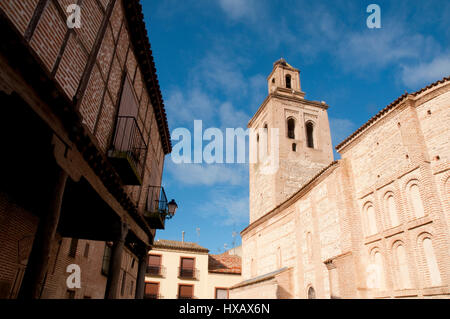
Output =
[
  {"x1": 143, "y1": 186, "x2": 168, "y2": 229},
  {"x1": 107, "y1": 116, "x2": 146, "y2": 185},
  {"x1": 144, "y1": 293, "x2": 163, "y2": 299},
  {"x1": 178, "y1": 267, "x2": 199, "y2": 280},
  {"x1": 146, "y1": 265, "x2": 166, "y2": 277}
]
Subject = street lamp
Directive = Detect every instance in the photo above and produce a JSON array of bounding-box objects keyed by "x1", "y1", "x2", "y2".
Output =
[{"x1": 166, "y1": 199, "x2": 178, "y2": 219}]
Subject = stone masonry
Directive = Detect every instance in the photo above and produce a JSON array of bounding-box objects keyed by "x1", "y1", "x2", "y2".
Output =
[{"x1": 230, "y1": 59, "x2": 450, "y2": 299}]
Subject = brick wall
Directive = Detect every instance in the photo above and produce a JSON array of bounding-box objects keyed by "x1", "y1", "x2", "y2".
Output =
[
  {"x1": 241, "y1": 77, "x2": 450, "y2": 299},
  {"x1": 0, "y1": 0, "x2": 168, "y2": 299},
  {"x1": 0, "y1": 192, "x2": 38, "y2": 298}
]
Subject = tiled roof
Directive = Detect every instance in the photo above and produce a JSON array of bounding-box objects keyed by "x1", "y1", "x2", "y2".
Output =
[
  {"x1": 153, "y1": 240, "x2": 209, "y2": 253},
  {"x1": 230, "y1": 267, "x2": 290, "y2": 289},
  {"x1": 124, "y1": 1, "x2": 172, "y2": 154},
  {"x1": 336, "y1": 76, "x2": 450, "y2": 151},
  {"x1": 241, "y1": 161, "x2": 339, "y2": 236},
  {"x1": 208, "y1": 251, "x2": 242, "y2": 274}
]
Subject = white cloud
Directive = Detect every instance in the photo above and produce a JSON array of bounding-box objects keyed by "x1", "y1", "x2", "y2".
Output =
[
  {"x1": 336, "y1": 27, "x2": 439, "y2": 71},
  {"x1": 193, "y1": 50, "x2": 249, "y2": 96},
  {"x1": 400, "y1": 55, "x2": 450, "y2": 89},
  {"x1": 329, "y1": 117, "x2": 357, "y2": 147},
  {"x1": 165, "y1": 88, "x2": 217, "y2": 126},
  {"x1": 219, "y1": 101, "x2": 249, "y2": 128},
  {"x1": 198, "y1": 191, "x2": 249, "y2": 226},
  {"x1": 167, "y1": 161, "x2": 248, "y2": 186},
  {"x1": 218, "y1": 0, "x2": 259, "y2": 21}
]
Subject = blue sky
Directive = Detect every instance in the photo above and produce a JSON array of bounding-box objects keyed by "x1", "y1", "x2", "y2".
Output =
[{"x1": 142, "y1": 0, "x2": 450, "y2": 254}]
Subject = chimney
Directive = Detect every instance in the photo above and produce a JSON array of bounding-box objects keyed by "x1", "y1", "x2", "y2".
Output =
[{"x1": 182, "y1": 231, "x2": 185, "y2": 243}]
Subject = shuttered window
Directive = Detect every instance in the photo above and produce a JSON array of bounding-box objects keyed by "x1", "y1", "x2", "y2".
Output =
[
  {"x1": 119, "y1": 76, "x2": 139, "y2": 118},
  {"x1": 178, "y1": 285, "x2": 193, "y2": 299},
  {"x1": 101, "y1": 243, "x2": 112, "y2": 276},
  {"x1": 180, "y1": 257, "x2": 194, "y2": 277},
  {"x1": 149, "y1": 255, "x2": 161, "y2": 266},
  {"x1": 148, "y1": 255, "x2": 162, "y2": 275},
  {"x1": 215, "y1": 288, "x2": 228, "y2": 299},
  {"x1": 145, "y1": 283, "x2": 159, "y2": 299},
  {"x1": 68, "y1": 238, "x2": 78, "y2": 257}
]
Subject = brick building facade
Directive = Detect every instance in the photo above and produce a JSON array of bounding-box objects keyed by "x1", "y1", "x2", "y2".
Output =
[
  {"x1": 0, "y1": 0, "x2": 172, "y2": 299},
  {"x1": 230, "y1": 59, "x2": 450, "y2": 299}
]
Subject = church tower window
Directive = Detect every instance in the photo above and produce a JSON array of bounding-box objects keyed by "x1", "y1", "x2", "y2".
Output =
[
  {"x1": 285, "y1": 74, "x2": 291, "y2": 89},
  {"x1": 287, "y1": 118, "x2": 295, "y2": 139},
  {"x1": 306, "y1": 121, "x2": 314, "y2": 148}
]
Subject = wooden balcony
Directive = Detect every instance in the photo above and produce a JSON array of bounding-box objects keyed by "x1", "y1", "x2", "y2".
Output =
[{"x1": 107, "y1": 116, "x2": 146, "y2": 185}]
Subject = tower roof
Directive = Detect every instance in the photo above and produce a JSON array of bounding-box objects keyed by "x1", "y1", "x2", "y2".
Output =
[{"x1": 273, "y1": 58, "x2": 298, "y2": 71}]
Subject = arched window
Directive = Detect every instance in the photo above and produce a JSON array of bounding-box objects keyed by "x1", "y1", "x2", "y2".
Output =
[
  {"x1": 251, "y1": 258, "x2": 256, "y2": 277},
  {"x1": 372, "y1": 251, "x2": 386, "y2": 290},
  {"x1": 422, "y1": 237, "x2": 442, "y2": 286},
  {"x1": 307, "y1": 286, "x2": 316, "y2": 299},
  {"x1": 263, "y1": 124, "x2": 269, "y2": 155},
  {"x1": 385, "y1": 194, "x2": 400, "y2": 227},
  {"x1": 276, "y1": 247, "x2": 282, "y2": 269},
  {"x1": 306, "y1": 232, "x2": 313, "y2": 262},
  {"x1": 285, "y1": 74, "x2": 291, "y2": 89},
  {"x1": 256, "y1": 134, "x2": 260, "y2": 163},
  {"x1": 306, "y1": 122, "x2": 314, "y2": 148},
  {"x1": 394, "y1": 243, "x2": 412, "y2": 289},
  {"x1": 408, "y1": 183, "x2": 425, "y2": 218},
  {"x1": 364, "y1": 203, "x2": 378, "y2": 236},
  {"x1": 287, "y1": 118, "x2": 295, "y2": 139}
]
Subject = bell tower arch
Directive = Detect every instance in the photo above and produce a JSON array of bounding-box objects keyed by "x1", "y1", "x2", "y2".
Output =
[{"x1": 248, "y1": 59, "x2": 334, "y2": 223}]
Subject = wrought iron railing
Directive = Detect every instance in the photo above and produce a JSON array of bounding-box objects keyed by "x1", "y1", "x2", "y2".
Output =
[
  {"x1": 108, "y1": 116, "x2": 146, "y2": 184},
  {"x1": 146, "y1": 186, "x2": 168, "y2": 215},
  {"x1": 178, "y1": 267, "x2": 199, "y2": 280},
  {"x1": 146, "y1": 265, "x2": 166, "y2": 277}
]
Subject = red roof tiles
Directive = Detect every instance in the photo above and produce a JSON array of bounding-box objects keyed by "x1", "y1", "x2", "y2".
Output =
[{"x1": 208, "y1": 251, "x2": 242, "y2": 274}]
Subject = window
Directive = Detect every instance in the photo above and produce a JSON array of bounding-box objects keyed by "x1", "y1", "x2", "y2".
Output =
[
  {"x1": 372, "y1": 251, "x2": 386, "y2": 290},
  {"x1": 287, "y1": 118, "x2": 295, "y2": 139},
  {"x1": 66, "y1": 290, "x2": 75, "y2": 299},
  {"x1": 307, "y1": 286, "x2": 316, "y2": 299},
  {"x1": 408, "y1": 183, "x2": 425, "y2": 218},
  {"x1": 364, "y1": 203, "x2": 378, "y2": 236},
  {"x1": 148, "y1": 254, "x2": 162, "y2": 275},
  {"x1": 215, "y1": 288, "x2": 229, "y2": 299},
  {"x1": 83, "y1": 242, "x2": 90, "y2": 258},
  {"x1": 180, "y1": 257, "x2": 195, "y2": 278},
  {"x1": 178, "y1": 284, "x2": 194, "y2": 299},
  {"x1": 101, "y1": 243, "x2": 112, "y2": 276},
  {"x1": 394, "y1": 244, "x2": 412, "y2": 289},
  {"x1": 385, "y1": 194, "x2": 400, "y2": 227},
  {"x1": 251, "y1": 258, "x2": 256, "y2": 277},
  {"x1": 120, "y1": 271, "x2": 126, "y2": 296},
  {"x1": 292, "y1": 143, "x2": 296, "y2": 152},
  {"x1": 286, "y1": 74, "x2": 291, "y2": 89},
  {"x1": 306, "y1": 122, "x2": 314, "y2": 148},
  {"x1": 422, "y1": 238, "x2": 442, "y2": 286},
  {"x1": 108, "y1": 75, "x2": 147, "y2": 183},
  {"x1": 276, "y1": 247, "x2": 282, "y2": 269},
  {"x1": 306, "y1": 232, "x2": 313, "y2": 262},
  {"x1": 130, "y1": 280, "x2": 134, "y2": 296},
  {"x1": 262, "y1": 124, "x2": 269, "y2": 158},
  {"x1": 145, "y1": 282, "x2": 160, "y2": 299},
  {"x1": 69, "y1": 238, "x2": 78, "y2": 258}
]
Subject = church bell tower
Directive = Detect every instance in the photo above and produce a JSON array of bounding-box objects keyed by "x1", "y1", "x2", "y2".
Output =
[{"x1": 248, "y1": 59, "x2": 334, "y2": 223}]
